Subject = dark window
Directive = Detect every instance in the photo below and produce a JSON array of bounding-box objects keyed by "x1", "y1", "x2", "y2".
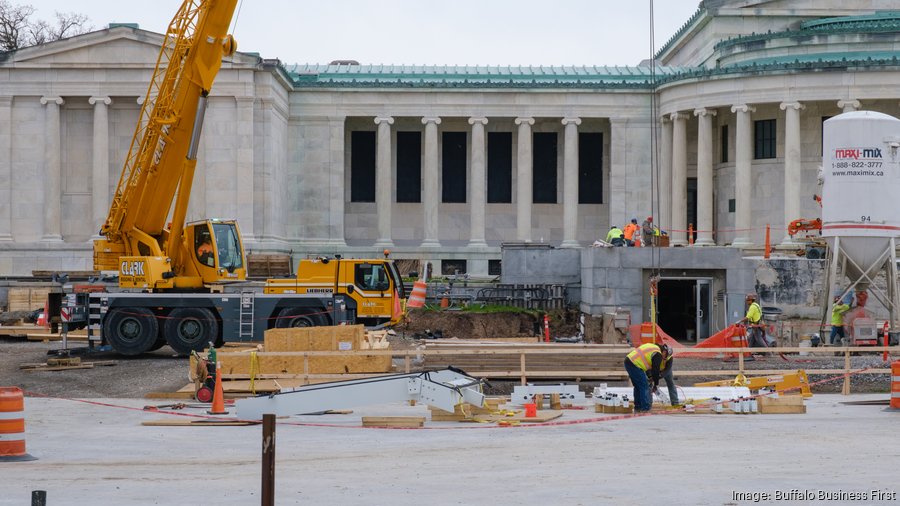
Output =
[
  {"x1": 578, "y1": 132, "x2": 603, "y2": 204},
  {"x1": 442, "y1": 132, "x2": 467, "y2": 203},
  {"x1": 821, "y1": 116, "x2": 833, "y2": 155},
  {"x1": 487, "y1": 132, "x2": 512, "y2": 203},
  {"x1": 488, "y1": 259, "x2": 502, "y2": 276},
  {"x1": 720, "y1": 124, "x2": 729, "y2": 164},
  {"x1": 350, "y1": 131, "x2": 376, "y2": 202},
  {"x1": 441, "y1": 259, "x2": 467, "y2": 276},
  {"x1": 396, "y1": 131, "x2": 421, "y2": 203},
  {"x1": 728, "y1": 198, "x2": 735, "y2": 213},
  {"x1": 533, "y1": 132, "x2": 558, "y2": 204},
  {"x1": 355, "y1": 263, "x2": 390, "y2": 291},
  {"x1": 754, "y1": 119, "x2": 776, "y2": 159}
]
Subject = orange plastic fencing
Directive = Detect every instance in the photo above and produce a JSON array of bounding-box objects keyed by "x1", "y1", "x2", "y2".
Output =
[{"x1": 628, "y1": 322, "x2": 750, "y2": 358}]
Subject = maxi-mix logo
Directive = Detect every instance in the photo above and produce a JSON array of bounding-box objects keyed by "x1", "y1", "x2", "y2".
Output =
[{"x1": 834, "y1": 147, "x2": 882, "y2": 159}]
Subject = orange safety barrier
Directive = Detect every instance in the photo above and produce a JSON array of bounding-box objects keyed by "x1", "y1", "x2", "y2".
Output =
[
  {"x1": 639, "y1": 322, "x2": 656, "y2": 345},
  {"x1": 629, "y1": 323, "x2": 751, "y2": 359},
  {"x1": 892, "y1": 360, "x2": 900, "y2": 409},
  {"x1": 0, "y1": 387, "x2": 36, "y2": 461},
  {"x1": 407, "y1": 280, "x2": 428, "y2": 309}
]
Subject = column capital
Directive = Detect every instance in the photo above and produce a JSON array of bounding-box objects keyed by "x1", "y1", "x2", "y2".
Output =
[
  {"x1": 838, "y1": 99, "x2": 860, "y2": 111},
  {"x1": 515, "y1": 117, "x2": 534, "y2": 126},
  {"x1": 561, "y1": 117, "x2": 582, "y2": 126},
  {"x1": 779, "y1": 101, "x2": 805, "y2": 111},
  {"x1": 660, "y1": 115, "x2": 672, "y2": 124},
  {"x1": 693, "y1": 108, "x2": 717, "y2": 118},
  {"x1": 730, "y1": 104, "x2": 756, "y2": 114},
  {"x1": 136, "y1": 96, "x2": 145, "y2": 106},
  {"x1": 374, "y1": 116, "x2": 394, "y2": 126},
  {"x1": 40, "y1": 96, "x2": 64, "y2": 106},
  {"x1": 88, "y1": 96, "x2": 112, "y2": 106},
  {"x1": 421, "y1": 116, "x2": 442, "y2": 125},
  {"x1": 670, "y1": 112, "x2": 689, "y2": 121},
  {"x1": 468, "y1": 117, "x2": 488, "y2": 125}
]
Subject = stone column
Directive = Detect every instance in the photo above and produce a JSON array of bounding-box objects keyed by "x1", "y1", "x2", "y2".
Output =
[
  {"x1": 0, "y1": 97, "x2": 12, "y2": 240},
  {"x1": 560, "y1": 117, "x2": 582, "y2": 248},
  {"x1": 659, "y1": 116, "x2": 673, "y2": 233},
  {"x1": 421, "y1": 116, "x2": 441, "y2": 247},
  {"x1": 41, "y1": 96, "x2": 64, "y2": 241},
  {"x1": 235, "y1": 97, "x2": 255, "y2": 242},
  {"x1": 837, "y1": 99, "x2": 860, "y2": 113},
  {"x1": 373, "y1": 116, "x2": 394, "y2": 247},
  {"x1": 89, "y1": 96, "x2": 111, "y2": 238},
  {"x1": 515, "y1": 117, "x2": 534, "y2": 242},
  {"x1": 731, "y1": 104, "x2": 755, "y2": 248},
  {"x1": 780, "y1": 101, "x2": 804, "y2": 246},
  {"x1": 694, "y1": 108, "x2": 716, "y2": 246},
  {"x1": 670, "y1": 112, "x2": 688, "y2": 246},
  {"x1": 467, "y1": 117, "x2": 488, "y2": 248}
]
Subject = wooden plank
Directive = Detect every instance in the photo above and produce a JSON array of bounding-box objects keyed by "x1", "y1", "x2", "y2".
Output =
[
  {"x1": 471, "y1": 409, "x2": 563, "y2": 423},
  {"x1": 361, "y1": 416, "x2": 425, "y2": 428},
  {"x1": 758, "y1": 395, "x2": 806, "y2": 414},
  {"x1": 142, "y1": 419, "x2": 260, "y2": 427},
  {"x1": 144, "y1": 391, "x2": 196, "y2": 400}
]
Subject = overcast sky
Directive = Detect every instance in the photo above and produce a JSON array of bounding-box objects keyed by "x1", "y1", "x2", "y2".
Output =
[{"x1": 33, "y1": 0, "x2": 702, "y2": 66}]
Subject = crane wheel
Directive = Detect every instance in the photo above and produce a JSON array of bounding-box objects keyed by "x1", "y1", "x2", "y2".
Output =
[
  {"x1": 164, "y1": 308, "x2": 219, "y2": 356},
  {"x1": 274, "y1": 307, "x2": 327, "y2": 328},
  {"x1": 103, "y1": 307, "x2": 160, "y2": 356}
]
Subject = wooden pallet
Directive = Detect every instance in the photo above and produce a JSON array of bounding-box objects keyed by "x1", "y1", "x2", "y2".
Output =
[{"x1": 19, "y1": 359, "x2": 116, "y2": 372}]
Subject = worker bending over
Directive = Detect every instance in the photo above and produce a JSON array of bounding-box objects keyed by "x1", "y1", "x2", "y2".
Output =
[
  {"x1": 653, "y1": 346, "x2": 679, "y2": 406},
  {"x1": 623, "y1": 218, "x2": 640, "y2": 246},
  {"x1": 624, "y1": 342, "x2": 670, "y2": 412},
  {"x1": 605, "y1": 226, "x2": 625, "y2": 246}
]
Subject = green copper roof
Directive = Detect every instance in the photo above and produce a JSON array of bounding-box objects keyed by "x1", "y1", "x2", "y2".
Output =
[
  {"x1": 286, "y1": 64, "x2": 687, "y2": 89},
  {"x1": 714, "y1": 11, "x2": 900, "y2": 52}
]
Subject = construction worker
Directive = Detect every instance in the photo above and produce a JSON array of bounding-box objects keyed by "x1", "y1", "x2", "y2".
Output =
[
  {"x1": 739, "y1": 293, "x2": 765, "y2": 348},
  {"x1": 196, "y1": 235, "x2": 214, "y2": 266},
  {"x1": 641, "y1": 216, "x2": 654, "y2": 246},
  {"x1": 653, "y1": 345, "x2": 680, "y2": 406},
  {"x1": 605, "y1": 226, "x2": 625, "y2": 246},
  {"x1": 623, "y1": 218, "x2": 640, "y2": 246},
  {"x1": 624, "y1": 342, "x2": 669, "y2": 412},
  {"x1": 830, "y1": 295, "x2": 853, "y2": 345}
]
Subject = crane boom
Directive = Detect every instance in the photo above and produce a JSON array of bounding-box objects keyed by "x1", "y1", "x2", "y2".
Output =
[{"x1": 94, "y1": 0, "x2": 242, "y2": 289}]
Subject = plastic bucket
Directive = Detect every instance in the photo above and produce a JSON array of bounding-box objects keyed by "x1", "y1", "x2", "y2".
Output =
[{"x1": 523, "y1": 403, "x2": 537, "y2": 418}]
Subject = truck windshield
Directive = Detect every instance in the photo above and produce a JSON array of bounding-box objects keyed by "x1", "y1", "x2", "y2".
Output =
[
  {"x1": 387, "y1": 262, "x2": 405, "y2": 299},
  {"x1": 212, "y1": 223, "x2": 243, "y2": 272}
]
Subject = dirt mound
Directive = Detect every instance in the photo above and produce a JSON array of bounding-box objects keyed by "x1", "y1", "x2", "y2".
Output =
[{"x1": 400, "y1": 309, "x2": 539, "y2": 339}]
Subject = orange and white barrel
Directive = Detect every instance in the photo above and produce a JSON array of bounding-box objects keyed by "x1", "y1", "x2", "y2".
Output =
[
  {"x1": 640, "y1": 322, "x2": 656, "y2": 345},
  {"x1": 0, "y1": 387, "x2": 36, "y2": 461},
  {"x1": 891, "y1": 360, "x2": 900, "y2": 410},
  {"x1": 407, "y1": 280, "x2": 428, "y2": 309}
]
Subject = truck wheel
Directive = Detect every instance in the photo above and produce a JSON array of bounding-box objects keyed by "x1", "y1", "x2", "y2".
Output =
[
  {"x1": 104, "y1": 307, "x2": 159, "y2": 356},
  {"x1": 165, "y1": 308, "x2": 219, "y2": 356},
  {"x1": 275, "y1": 307, "x2": 325, "y2": 328}
]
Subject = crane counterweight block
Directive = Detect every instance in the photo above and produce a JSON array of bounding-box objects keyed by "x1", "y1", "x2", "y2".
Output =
[{"x1": 235, "y1": 368, "x2": 487, "y2": 421}]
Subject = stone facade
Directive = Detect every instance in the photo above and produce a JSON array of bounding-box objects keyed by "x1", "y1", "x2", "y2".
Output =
[{"x1": 1, "y1": 2, "x2": 899, "y2": 276}]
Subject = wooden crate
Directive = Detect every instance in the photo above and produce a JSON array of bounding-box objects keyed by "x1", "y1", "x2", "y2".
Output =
[
  {"x1": 247, "y1": 254, "x2": 292, "y2": 277},
  {"x1": 264, "y1": 326, "x2": 365, "y2": 352},
  {"x1": 758, "y1": 394, "x2": 806, "y2": 414},
  {"x1": 8, "y1": 287, "x2": 52, "y2": 312}
]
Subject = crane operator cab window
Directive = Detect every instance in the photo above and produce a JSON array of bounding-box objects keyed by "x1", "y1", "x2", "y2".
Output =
[
  {"x1": 195, "y1": 225, "x2": 215, "y2": 267},
  {"x1": 212, "y1": 222, "x2": 243, "y2": 272},
  {"x1": 355, "y1": 263, "x2": 390, "y2": 292}
]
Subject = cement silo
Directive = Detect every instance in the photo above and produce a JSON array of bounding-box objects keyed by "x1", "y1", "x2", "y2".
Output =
[{"x1": 821, "y1": 111, "x2": 900, "y2": 337}]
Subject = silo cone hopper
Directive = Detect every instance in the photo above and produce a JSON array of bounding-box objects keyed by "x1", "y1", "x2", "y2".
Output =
[{"x1": 821, "y1": 111, "x2": 900, "y2": 330}]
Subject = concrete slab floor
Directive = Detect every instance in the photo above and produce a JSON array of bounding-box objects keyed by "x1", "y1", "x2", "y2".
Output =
[{"x1": 2, "y1": 395, "x2": 898, "y2": 506}]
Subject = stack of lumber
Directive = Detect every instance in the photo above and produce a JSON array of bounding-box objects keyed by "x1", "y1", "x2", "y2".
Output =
[
  {"x1": 758, "y1": 394, "x2": 806, "y2": 414},
  {"x1": 422, "y1": 342, "x2": 627, "y2": 377},
  {"x1": 7, "y1": 287, "x2": 53, "y2": 312},
  {"x1": 247, "y1": 254, "x2": 292, "y2": 277},
  {"x1": 428, "y1": 397, "x2": 506, "y2": 421},
  {"x1": 199, "y1": 325, "x2": 393, "y2": 378}
]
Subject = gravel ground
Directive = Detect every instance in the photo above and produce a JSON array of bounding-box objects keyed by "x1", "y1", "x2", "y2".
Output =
[{"x1": 1, "y1": 335, "x2": 892, "y2": 398}]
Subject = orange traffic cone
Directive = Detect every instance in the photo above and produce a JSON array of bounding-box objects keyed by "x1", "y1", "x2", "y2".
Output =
[{"x1": 207, "y1": 362, "x2": 228, "y2": 415}]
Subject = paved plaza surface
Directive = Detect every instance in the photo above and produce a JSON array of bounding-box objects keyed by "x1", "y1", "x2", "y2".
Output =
[{"x1": 2, "y1": 394, "x2": 898, "y2": 505}]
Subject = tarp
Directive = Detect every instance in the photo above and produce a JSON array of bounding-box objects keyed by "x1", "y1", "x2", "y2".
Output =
[{"x1": 627, "y1": 322, "x2": 749, "y2": 358}]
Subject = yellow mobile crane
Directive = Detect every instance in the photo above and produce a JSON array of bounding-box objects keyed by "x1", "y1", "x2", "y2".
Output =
[
  {"x1": 93, "y1": 0, "x2": 242, "y2": 288},
  {"x1": 61, "y1": 0, "x2": 405, "y2": 356}
]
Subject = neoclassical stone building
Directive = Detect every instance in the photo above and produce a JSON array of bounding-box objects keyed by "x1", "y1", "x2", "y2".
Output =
[{"x1": 1, "y1": 0, "x2": 899, "y2": 276}]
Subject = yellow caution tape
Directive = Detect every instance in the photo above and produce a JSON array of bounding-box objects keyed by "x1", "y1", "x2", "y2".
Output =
[{"x1": 249, "y1": 351, "x2": 260, "y2": 395}]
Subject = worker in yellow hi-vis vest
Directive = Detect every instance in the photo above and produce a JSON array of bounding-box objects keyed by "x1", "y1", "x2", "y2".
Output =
[{"x1": 624, "y1": 342, "x2": 669, "y2": 412}]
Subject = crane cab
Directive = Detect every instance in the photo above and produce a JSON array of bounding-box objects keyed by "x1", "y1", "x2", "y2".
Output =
[{"x1": 183, "y1": 219, "x2": 247, "y2": 285}]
